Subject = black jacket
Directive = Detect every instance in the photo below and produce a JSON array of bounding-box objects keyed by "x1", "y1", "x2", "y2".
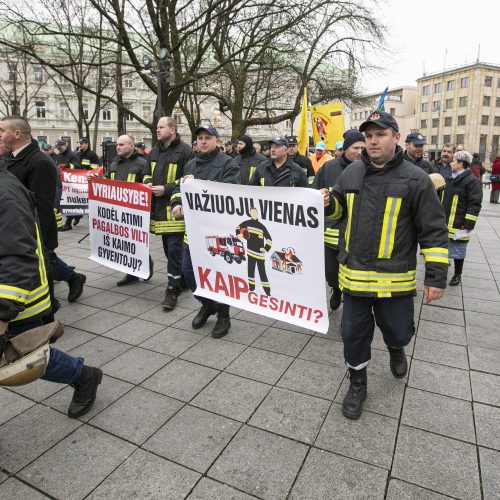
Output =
[
  {"x1": 312, "y1": 154, "x2": 351, "y2": 249},
  {"x1": 289, "y1": 153, "x2": 315, "y2": 181},
  {"x1": 0, "y1": 166, "x2": 51, "y2": 324},
  {"x1": 435, "y1": 159, "x2": 452, "y2": 180},
  {"x1": 79, "y1": 148, "x2": 100, "y2": 168},
  {"x1": 442, "y1": 169, "x2": 482, "y2": 241},
  {"x1": 250, "y1": 158, "x2": 307, "y2": 187},
  {"x1": 236, "y1": 218, "x2": 273, "y2": 260},
  {"x1": 404, "y1": 152, "x2": 437, "y2": 174},
  {"x1": 143, "y1": 135, "x2": 193, "y2": 234},
  {"x1": 329, "y1": 146, "x2": 448, "y2": 297},
  {"x1": 106, "y1": 153, "x2": 147, "y2": 183},
  {"x1": 6, "y1": 139, "x2": 58, "y2": 251},
  {"x1": 235, "y1": 149, "x2": 267, "y2": 185},
  {"x1": 54, "y1": 148, "x2": 80, "y2": 169}
]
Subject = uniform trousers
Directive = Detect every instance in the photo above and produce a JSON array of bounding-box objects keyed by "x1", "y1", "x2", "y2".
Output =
[
  {"x1": 325, "y1": 246, "x2": 340, "y2": 291},
  {"x1": 162, "y1": 233, "x2": 184, "y2": 290},
  {"x1": 341, "y1": 293, "x2": 415, "y2": 370},
  {"x1": 248, "y1": 257, "x2": 270, "y2": 295}
]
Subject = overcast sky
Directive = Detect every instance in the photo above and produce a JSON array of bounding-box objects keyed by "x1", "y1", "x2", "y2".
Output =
[{"x1": 361, "y1": 0, "x2": 499, "y2": 94}]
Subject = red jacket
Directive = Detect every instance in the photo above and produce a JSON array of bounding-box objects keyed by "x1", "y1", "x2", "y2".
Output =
[{"x1": 492, "y1": 159, "x2": 500, "y2": 190}]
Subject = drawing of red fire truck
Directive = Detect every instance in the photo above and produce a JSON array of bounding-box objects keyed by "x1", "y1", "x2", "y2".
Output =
[{"x1": 206, "y1": 235, "x2": 246, "y2": 264}]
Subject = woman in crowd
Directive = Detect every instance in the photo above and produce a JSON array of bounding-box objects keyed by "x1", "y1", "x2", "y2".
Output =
[
  {"x1": 490, "y1": 152, "x2": 500, "y2": 204},
  {"x1": 442, "y1": 150, "x2": 483, "y2": 286}
]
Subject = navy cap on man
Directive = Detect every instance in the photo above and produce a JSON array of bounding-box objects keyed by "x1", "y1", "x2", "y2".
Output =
[
  {"x1": 79, "y1": 137, "x2": 89, "y2": 144},
  {"x1": 55, "y1": 139, "x2": 67, "y2": 148},
  {"x1": 42, "y1": 144, "x2": 52, "y2": 151},
  {"x1": 359, "y1": 111, "x2": 399, "y2": 132},
  {"x1": 269, "y1": 137, "x2": 289, "y2": 148},
  {"x1": 194, "y1": 125, "x2": 220, "y2": 138},
  {"x1": 287, "y1": 136, "x2": 298, "y2": 146},
  {"x1": 405, "y1": 132, "x2": 427, "y2": 145}
]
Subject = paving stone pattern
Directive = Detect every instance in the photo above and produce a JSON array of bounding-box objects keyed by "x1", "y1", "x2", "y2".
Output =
[{"x1": 1, "y1": 197, "x2": 500, "y2": 499}]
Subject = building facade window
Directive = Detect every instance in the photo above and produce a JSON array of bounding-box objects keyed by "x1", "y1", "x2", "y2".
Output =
[
  {"x1": 457, "y1": 115, "x2": 466, "y2": 126},
  {"x1": 496, "y1": 97, "x2": 500, "y2": 107},
  {"x1": 389, "y1": 107, "x2": 395, "y2": 116},
  {"x1": 422, "y1": 85, "x2": 430, "y2": 96},
  {"x1": 421, "y1": 102, "x2": 429, "y2": 112},
  {"x1": 35, "y1": 100, "x2": 46, "y2": 118},
  {"x1": 483, "y1": 96, "x2": 491, "y2": 106},
  {"x1": 459, "y1": 96, "x2": 467, "y2": 107},
  {"x1": 124, "y1": 77, "x2": 133, "y2": 88},
  {"x1": 443, "y1": 135, "x2": 450, "y2": 144},
  {"x1": 102, "y1": 106, "x2": 111, "y2": 121},
  {"x1": 445, "y1": 98, "x2": 454, "y2": 109},
  {"x1": 433, "y1": 101, "x2": 441, "y2": 111},
  {"x1": 460, "y1": 77, "x2": 468, "y2": 88},
  {"x1": 432, "y1": 118, "x2": 439, "y2": 128},
  {"x1": 59, "y1": 102, "x2": 69, "y2": 120},
  {"x1": 431, "y1": 135, "x2": 437, "y2": 145},
  {"x1": 10, "y1": 99, "x2": 20, "y2": 115},
  {"x1": 485, "y1": 76, "x2": 493, "y2": 87},
  {"x1": 434, "y1": 83, "x2": 442, "y2": 93},
  {"x1": 444, "y1": 116, "x2": 452, "y2": 127},
  {"x1": 7, "y1": 63, "x2": 16, "y2": 81},
  {"x1": 447, "y1": 80, "x2": 455, "y2": 91},
  {"x1": 33, "y1": 65, "x2": 43, "y2": 83},
  {"x1": 142, "y1": 104, "x2": 151, "y2": 121},
  {"x1": 124, "y1": 103, "x2": 134, "y2": 121},
  {"x1": 456, "y1": 134, "x2": 464, "y2": 145},
  {"x1": 481, "y1": 115, "x2": 489, "y2": 126},
  {"x1": 83, "y1": 102, "x2": 89, "y2": 120},
  {"x1": 494, "y1": 116, "x2": 500, "y2": 127},
  {"x1": 420, "y1": 119, "x2": 427, "y2": 128}
]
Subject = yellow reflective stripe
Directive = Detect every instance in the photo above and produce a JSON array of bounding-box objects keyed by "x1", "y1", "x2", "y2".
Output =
[
  {"x1": 448, "y1": 194, "x2": 458, "y2": 230},
  {"x1": 249, "y1": 166, "x2": 256, "y2": 181},
  {"x1": 151, "y1": 162, "x2": 157, "y2": 177},
  {"x1": 12, "y1": 295, "x2": 51, "y2": 322},
  {"x1": 0, "y1": 286, "x2": 30, "y2": 302},
  {"x1": 171, "y1": 193, "x2": 182, "y2": 201},
  {"x1": 340, "y1": 264, "x2": 415, "y2": 281},
  {"x1": 247, "y1": 249, "x2": 265, "y2": 260},
  {"x1": 183, "y1": 233, "x2": 189, "y2": 245},
  {"x1": 421, "y1": 247, "x2": 449, "y2": 264},
  {"x1": 248, "y1": 229, "x2": 264, "y2": 236},
  {"x1": 110, "y1": 172, "x2": 116, "y2": 180},
  {"x1": 167, "y1": 163, "x2": 178, "y2": 184},
  {"x1": 344, "y1": 193, "x2": 354, "y2": 252},
  {"x1": 378, "y1": 197, "x2": 402, "y2": 259},
  {"x1": 143, "y1": 175, "x2": 152, "y2": 183},
  {"x1": 465, "y1": 214, "x2": 478, "y2": 221},
  {"x1": 127, "y1": 173, "x2": 137, "y2": 183},
  {"x1": 260, "y1": 178, "x2": 265, "y2": 186}
]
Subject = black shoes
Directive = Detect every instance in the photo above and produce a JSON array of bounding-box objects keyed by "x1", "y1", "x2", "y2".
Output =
[
  {"x1": 388, "y1": 347, "x2": 407, "y2": 379},
  {"x1": 60, "y1": 223, "x2": 72, "y2": 231},
  {"x1": 116, "y1": 275, "x2": 139, "y2": 287},
  {"x1": 449, "y1": 274, "x2": 461, "y2": 286},
  {"x1": 330, "y1": 288, "x2": 342, "y2": 310},
  {"x1": 162, "y1": 285, "x2": 178, "y2": 310},
  {"x1": 342, "y1": 368, "x2": 367, "y2": 420},
  {"x1": 212, "y1": 316, "x2": 231, "y2": 338},
  {"x1": 73, "y1": 217, "x2": 81, "y2": 227},
  {"x1": 67, "y1": 273, "x2": 86, "y2": 302},
  {"x1": 68, "y1": 366, "x2": 103, "y2": 418},
  {"x1": 192, "y1": 303, "x2": 218, "y2": 329}
]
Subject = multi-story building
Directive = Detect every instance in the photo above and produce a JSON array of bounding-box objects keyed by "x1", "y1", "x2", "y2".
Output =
[
  {"x1": 416, "y1": 62, "x2": 500, "y2": 164},
  {"x1": 349, "y1": 86, "x2": 417, "y2": 140}
]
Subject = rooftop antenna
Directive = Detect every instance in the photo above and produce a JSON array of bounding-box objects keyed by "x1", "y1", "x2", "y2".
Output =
[
  {"x1": 423, "y1": 60, "x2": 426, "y2": 76},
  {"x1": 477, "y1": 44, "x2": 481, "y2": 63}
]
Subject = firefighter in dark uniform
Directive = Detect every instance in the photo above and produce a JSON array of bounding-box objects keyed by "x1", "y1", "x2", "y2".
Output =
[
  {"x1": 171, "y1": 125, "x2": 240, "y2": 338},
  {"x1": 234, "y1": 134, "x2": 266, "y2": 185},
  {"x1": 104, "y1": 134, "x2": 152, "y2": 286},
  {"x1": 404, "y1": 132, "x2": 437, "y2": 174},
  {"x1": 287, "y1": 136, "x2": 315, "y2": 185},
  {"x1": 0, "y1": 164, "x2": 102, "y2": 418},
  {"x1": 236, "y1": 208, "x2": 273, "y2": 296},
  {"x1": 78, "y1": 137, "x2": 100, "y2": 167},
  {"x1": 313, "y1": 129, "x2": 365, "y2": 311},
  {"x1": 250, "y1": 137, "x2": 307, "y2": 187},
  {"x1": 143, "y1": 116, "x2": 194, "y2": 310},
  {"x1": 441, "y1": 150, "x2": 482, "y2": 287},
  {"x1": 325, "y1": 111, "x2": 448, "y2": 420}
]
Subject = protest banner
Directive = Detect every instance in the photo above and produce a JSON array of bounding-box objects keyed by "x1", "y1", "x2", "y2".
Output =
[
  {"x1": 60, "y1": 167, "x2": 104, "y2": 215},
  {"x1": 88, "y1": 177, "x2": 151, "y2": 279},
  {"x1": 181, "y1": 180, "x2": 329, "y2": 333},
  {"x1": 310, "y1": 102, "x2": 345, "y2": 150}
]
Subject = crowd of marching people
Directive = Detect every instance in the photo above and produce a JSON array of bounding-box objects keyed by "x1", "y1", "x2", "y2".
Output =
[{"x1": 0, "y1": 110, "x2": 489, "y2": 420}]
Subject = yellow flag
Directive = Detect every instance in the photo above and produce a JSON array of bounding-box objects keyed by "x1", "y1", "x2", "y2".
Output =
[
  {"x1": 297, "y1": 87, "x2": 309, "y2": 155},
  {"x1": 310, "y1": 102, "x2": 345, "y2": 150}
]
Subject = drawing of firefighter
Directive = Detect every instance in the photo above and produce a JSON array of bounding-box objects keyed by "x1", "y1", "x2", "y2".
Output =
[{"x1": 236, "y1": 207, "x2": 273, "y2": 296}]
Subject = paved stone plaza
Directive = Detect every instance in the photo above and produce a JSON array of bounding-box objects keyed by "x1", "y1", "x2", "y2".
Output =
[{"x1": 1, "y1": 192, "x2": 499, "y2": 499}]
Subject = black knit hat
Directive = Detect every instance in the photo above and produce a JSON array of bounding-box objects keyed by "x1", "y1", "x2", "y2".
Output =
[
  {"x1": 237, "y1": 134, "x2": 253, "y2": 148},
  {"x1": 342, "y1": 129, "x2": 365, "y2": 150}
]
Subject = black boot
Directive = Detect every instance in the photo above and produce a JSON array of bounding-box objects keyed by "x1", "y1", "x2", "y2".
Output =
[
  {"x1": 60, "y1": 222, "x2": 72, "y2": 231},
  {"x1": 162, "y1": 285, "x2": 178, "y2": 310},
  {"x1": 449, "y1": 274, "x2": 461, "y2": 286},
  {"x1": 192, "y1": 302, "x2": 218, "y2": 329},
  {"x1": 388, "y1": 346, "x2": 407, "y2": 379},
  {"x1": 116, "y1": 274, "x2": 139, "y2": 286},
  {"x1": 330, "y1": 288, "x2": 342, "y2": 310},
  {"x1": 212, "y1": 315, "x2": 231, "y2": 338},
  {"x1": 342, "y1": 368, "x2": 367, "y2": 420},
  {"x1": 68, "y1": 366, "x2": 103, "y2": 418},
  {"x1": 67, "y1": 272, "x2": 86, "y2": 302}
]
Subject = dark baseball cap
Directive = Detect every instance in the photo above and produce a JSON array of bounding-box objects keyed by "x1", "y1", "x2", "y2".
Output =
[
  {"x1": 194, "y1": 125, "x2": 220, "y2": 138},
  {"x1": 55, "y1": 139, "x2": 67, "y2": 147},
  {"x1": 287, "y1": 136, "x2": 298, "y2": 145},
  {"x1": 359, "y1": 111, "x2": 399, "y2": 132},
  {"x1": 42, "y1": 144, "x2": 52, "y2": 151},
  {"x1": 405, "y1": 132, "x2": 427, "y2": 145},
  {"x1": 135, "y1": 142, "x2": 146, "y2": 149},
  {"x1": 79, "y1": 137, "x2": 89, "y2": 144},
  {"x1": 269, "y1": 137, "x2": 289, "y2": 147}
]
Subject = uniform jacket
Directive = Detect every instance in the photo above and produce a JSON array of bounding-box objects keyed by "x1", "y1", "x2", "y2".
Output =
[
  {"x1": 435, "y1": 159, "x2": 451, "y2": 180},
  {"x1": 328, "y1": 146, "x2": 448, "y2": 297},
  {"x1": 250, "y1": 158, "x2": 307, "y2": 187},
  {"x1": 312, "y1": 154, "x2": 351, "y2": 250},
  {"x1": 491, "y1": 159, "x2": 500, "y2": 190},
  {"x1": 106, "y1": 153, "x2": 147, "y2": 183},
  {"x1": 6, "y1": 139, "x2": 58, "y2": 251},
  {"x1": 0, "y1": 167, "x2": 51, "y2": 324},
  {"x1": 441, "y1": 169, "x2": 482, "y2": 241},
  {"x1": 403, "y1": 152, "x2": 438, "y2": 174},
  {"x1": 289, "y1": 153, "x2": 315, "y2": 182},
  {"x1": 143, "y1": 135, "x2": 194, "y2": 235},
  {"x1": 54, "y1": 148, "x2": 80, "y2": 169},
  {"x1": 78, "y1": 148, "x2": 100, "y2": 168},
  {"x1": 235, "y1": 149, "x2": 266, "y2": 185},
  {"x1": 236, "y1": 218, "x2": 272, "y2": 260}
]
